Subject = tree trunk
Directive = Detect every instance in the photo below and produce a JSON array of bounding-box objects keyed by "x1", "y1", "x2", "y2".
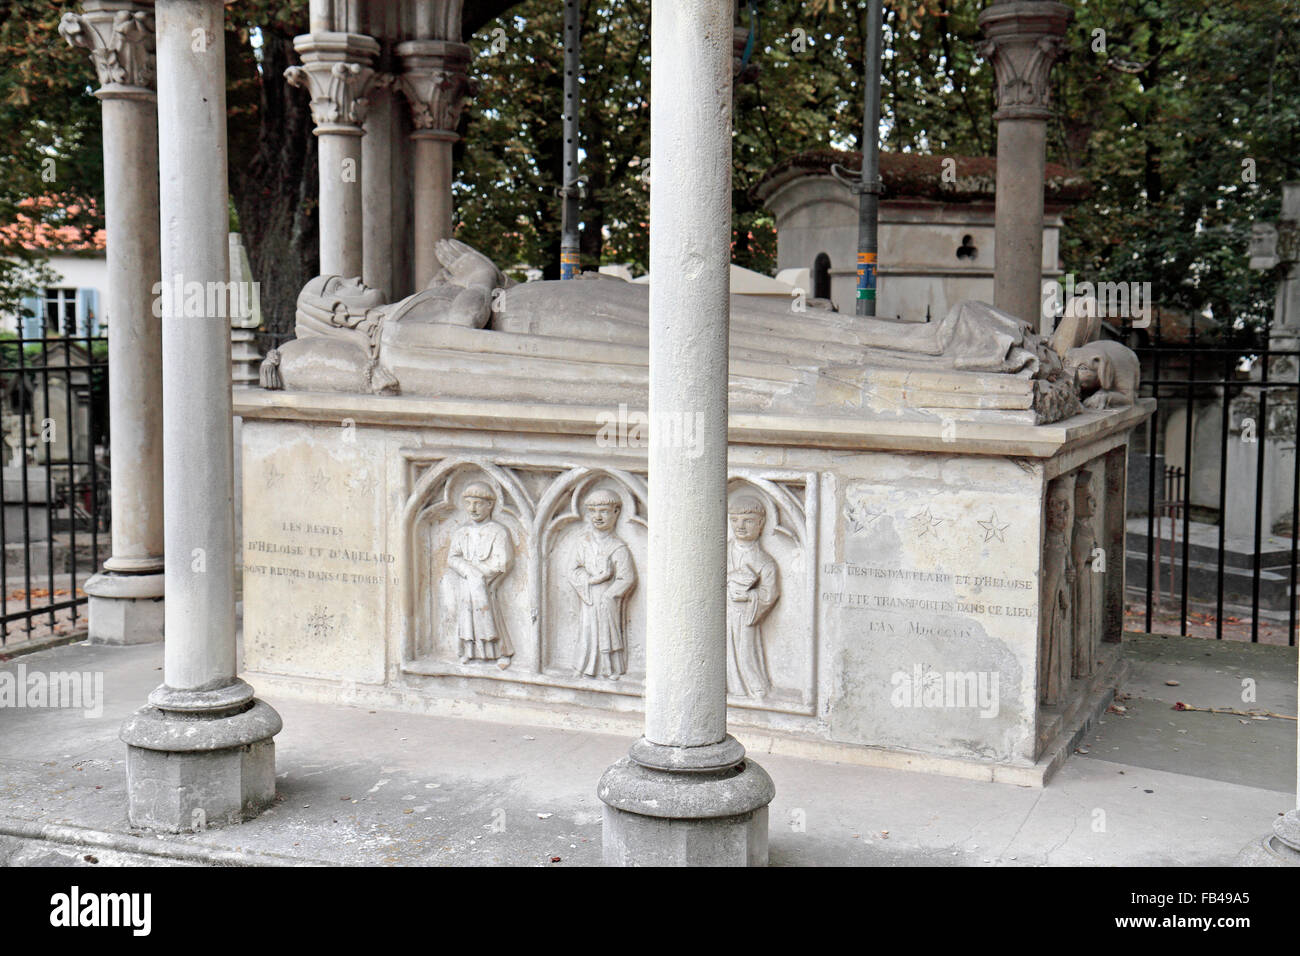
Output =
[{"x1": 228, "y1": 25, "x2": 319, "y2": 341}]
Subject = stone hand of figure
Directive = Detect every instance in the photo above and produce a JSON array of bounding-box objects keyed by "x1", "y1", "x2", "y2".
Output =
[
  {"x1": 1082, "y1": 390, "x2": 1111, "y2": 410},
  {"x1": 728, "y1": 568, "x2": 758, "y2": 601},
  {"x1": 456, "y1": 560, "x2": 489, "y2": 587},
  {"x1": 433, "y1": 238, "x2": 499, "y2": 289},
  {"x1": 586, "y1": 557, "x2": 612, "y2": 585},
  {"x1": 727, "y1": 582, "x2": 753, "y2": 602}
]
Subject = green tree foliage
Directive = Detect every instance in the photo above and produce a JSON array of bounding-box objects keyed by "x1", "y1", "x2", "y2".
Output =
[
  {"x1": 459, "y1": 0, "x2": 1003, "y2": 276},
  {"x1": 1050, "y1": 0, "x2": 1297, "y2": 336},
  {"x1": 0, "y1": 0, "x2": 104, "y2": 322},
  {"x1": 3, "y1": 0, "x2": 1295, "y2": 340},
  {"x1": 460, "y1": 0, "x2": 1297, "y2": 333},
  {"x1": 457, "y1": 0, "x2": 653, "y2": 278}
]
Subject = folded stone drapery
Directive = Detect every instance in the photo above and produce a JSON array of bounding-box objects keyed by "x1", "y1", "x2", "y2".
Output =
[{"x1": 264, "y1": 239, "x2": 1125, "y2": 425}]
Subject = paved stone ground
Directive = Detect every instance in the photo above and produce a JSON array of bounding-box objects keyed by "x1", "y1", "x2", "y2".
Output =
[{"x1": 0, "y1": 634, "x2": 1293, "y2": 867}]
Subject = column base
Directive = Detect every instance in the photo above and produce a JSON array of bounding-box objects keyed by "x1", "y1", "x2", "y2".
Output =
[
  {"x1": 1237, "y1": 810, "x2": 1300, "y2": 866},
  {"x1": 598, "y1": 736, "x2": 775, "y2": 867},
  {"x1": 119, "y1": 683, "x2": 281, "y2": 833},
  {"x1": 85, "y1": 570, "x2": 165, "y2": 645}
]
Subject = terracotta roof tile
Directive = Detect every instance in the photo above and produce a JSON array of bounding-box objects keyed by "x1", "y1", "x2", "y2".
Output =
[
  {"x1": 751, "y1": 149, "x2": 1090, "y2": 205},
  {"x1": 0, "y1": 196, "x2": 106, "y2": 253}
]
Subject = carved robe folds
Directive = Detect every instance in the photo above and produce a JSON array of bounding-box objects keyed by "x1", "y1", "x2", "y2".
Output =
[
  {"x1": 442, "y1": 519, "x2": 515, "y2": 662},
  {"x1": 1071, "y1": 470, "x2": 1103, "y2": 678},
  {"x1": 569, "y1": 530, "x2": 636, "y2": 678},
  {"x1": 726, "y1": 540, "x2": 780, "y2": 698},
  {"x1": 1038, "y1": 478, "x2": 1074, "y2": 706}
]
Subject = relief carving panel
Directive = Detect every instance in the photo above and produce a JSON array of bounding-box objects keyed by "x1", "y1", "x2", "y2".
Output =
[{"x1": 398, "y1": 453, "x2": 816, "y2": 715}]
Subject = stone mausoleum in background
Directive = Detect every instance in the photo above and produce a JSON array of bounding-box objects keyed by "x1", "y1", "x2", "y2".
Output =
[{"x1": 753, "y1": 150, "x2": 1088, "y2": 321}]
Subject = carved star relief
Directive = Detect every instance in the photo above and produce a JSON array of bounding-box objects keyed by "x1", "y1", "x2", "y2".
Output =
[
  {"x1": 310, "y1": 467, "x2": 331, "y2": 495},
  {"x1": 348, "y1": 472, "x2": 378, "y2": 496},
  {"x1": 844, "y1": 498, "x2": 885, "y2": 536},
  {"x1": 909, "y1": 506, "x2": 946, "y2": 538},
  {"x1": 978, "y1": 511, "x2": 1010, "y2": 543},
  {"x1": 264, "y1": 463, "x2": 283, "y2": 490}
]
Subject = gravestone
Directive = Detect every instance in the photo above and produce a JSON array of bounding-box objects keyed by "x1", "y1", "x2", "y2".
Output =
[{"x1": 1227, "y1": 184, "x2": 1300, "y2": 540}]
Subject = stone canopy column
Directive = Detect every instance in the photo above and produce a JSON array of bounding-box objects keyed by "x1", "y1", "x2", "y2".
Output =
[
  {"x1": 60, "y1": 1, "x2": 166, "y2": 645},
  {"x1": 978, "y1": 0, "x2": 1071, "y2": 332},
  {"x1": 396, "y1": 37, "x2": 473, "y2": 287},
  {"x1": 597, "y1": 0, "x2": 774, "y2": 867},
  {"x1": 119, "y1": 0, "x2": 280, "y2": 833},
  {"x1": 360, "y1": 1, "x2": 401, "y2": 299},
  {"x1": 287, "y1": 23, "x2": 381, "y2": 278}
]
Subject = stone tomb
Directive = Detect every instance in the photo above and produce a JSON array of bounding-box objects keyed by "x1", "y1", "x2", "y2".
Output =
[{"x1": 237, "y1": 389, "x2": 1149, "y2": 784}]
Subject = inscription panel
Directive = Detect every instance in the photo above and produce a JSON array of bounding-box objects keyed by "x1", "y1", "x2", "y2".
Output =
[
  {"x1": 242, "y1": 422, "x2": 390, "y2": 682},
  {"x1": 823, "y1": 469, "x2": 1042, "y2": 761}
]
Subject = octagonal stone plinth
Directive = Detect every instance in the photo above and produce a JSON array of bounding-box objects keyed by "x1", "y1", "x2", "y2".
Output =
[
  {"x1": 599, "y1": 754, "x2": 774, "y2": 867},
  {"x1": 120, "y1": 698, "x2": 281, "y2": 832},
  {"x1": 1236, "y1": 809, "x2": 1300, "y2": 866},
  {"x1": 85, "y1": 571, "x2": 165, "y2": 645}
]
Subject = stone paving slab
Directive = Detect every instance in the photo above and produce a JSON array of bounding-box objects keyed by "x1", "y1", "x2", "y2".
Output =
[
  {"x1": 1082, "y1": 634, "x2": 1297, "y2": 791},
  {"x1": 0, "y1": 636, "x2": 1293, "y2": 866}
]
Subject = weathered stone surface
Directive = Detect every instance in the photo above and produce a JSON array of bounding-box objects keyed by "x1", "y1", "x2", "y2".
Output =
[
  {"x1": 598, "y1": 755, "x2": 774, "y2": 866},
  {"x1": 235, "y1": 388, "x2": 1150, "y2": 777},
  {"x1": 264, "y1": 240, "x2": 1103, "y2": 425},
  {"x1": 62, "y1": 0, "x2": 166, "y2": 646},
  {"x1": 85, "y1": 571, "x2": 164, "y2": 645},
  {"x1": 1236, "y1": 834, "x2": 1300, "y2": 867},
  {"x1": 287, "y1": 30, "x2": 380, "y2": 278},
  {"x1": 120, "y1": 699, "x2": 281, "y2": 832},
  {"x1": 978, "y1": 1, "x2": 1072, "y2": 329},
  {"x1": 120, "y1": 0, "x2": 280, "y2": 835}
]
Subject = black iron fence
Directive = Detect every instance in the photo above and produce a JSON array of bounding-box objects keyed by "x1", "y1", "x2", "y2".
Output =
[
  {"x1": 0, "y1": 333, "x2": 108, "y2": 646},
  {"x1": 1130, "y1": 316, "x2": 1300, "y2": 646}
]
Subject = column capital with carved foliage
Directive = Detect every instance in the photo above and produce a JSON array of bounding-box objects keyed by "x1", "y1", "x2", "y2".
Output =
[
  {"x1": 286, "y1": 31, "x2": 383, "y2": 136},
  {"x1": 59, "y1": 1, "x2": 156, "y2": 101},
  {"x1": 977, "y1": 0, "x2": 1072, "y2": 122},
  {"x1": 395, "y1": 39, "x2": 475, "y2": 142}
]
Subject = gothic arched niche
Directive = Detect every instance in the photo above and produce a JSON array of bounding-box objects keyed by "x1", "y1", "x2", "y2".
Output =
[
  {"x1": 725, "y1": 477, "x2": 809, "y2": 709},
  {"x1": 405, "y1": 459, "x2": 534, "y2": 669},
  {"x1": 536, "y1": 468, "x2": 647, "y2": 684}
]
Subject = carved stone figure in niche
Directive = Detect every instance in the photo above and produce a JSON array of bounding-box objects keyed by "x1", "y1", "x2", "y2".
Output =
[
  {"x1": 1038, "y1": 477, "x2": 1074, "y2": 706},
  {"x1": 726, "y1": 496, "x2": 781, "y2": 699},
  {"x1": 1065, "y1": 341, "x2": 1140, "y2": 409},
  {"x1": 1071, "y1": 469, "x2": 1102, "y2": 678},
  {"x1": 568, "y1": 488, "x2": 637, "y2": 680},
  {"x1": 441, "y1": 481, "x2": 514, "y2": 669}
]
